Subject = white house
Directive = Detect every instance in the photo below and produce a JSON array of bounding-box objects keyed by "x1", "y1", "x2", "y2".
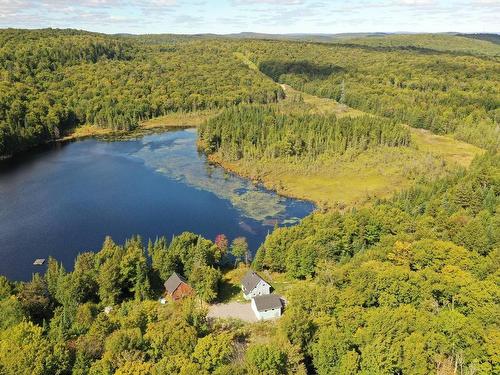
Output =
[
  {"x1": 241, "y1": 270, "x2": 271, "y2": 300},
  {"x1": 251, "y1": 294, "x2": 283, "y2": 320}
]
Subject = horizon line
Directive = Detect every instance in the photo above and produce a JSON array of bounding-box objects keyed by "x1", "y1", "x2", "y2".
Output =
[{"x1": 1, "y1": 27, "x2": 499, "y2": 37}]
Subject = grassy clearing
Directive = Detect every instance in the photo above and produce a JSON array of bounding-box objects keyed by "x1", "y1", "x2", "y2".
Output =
[
  {"x1": 212, "y1": 137, "x2": 482, "y2": 209},
  {"x1": 209, "y1": 87, "x2": 484, "y2": 209},
  {"x1": 279, "y1": 84, "x2": 365, "y2": 118},
  {"x1": 218, "y1": 264, "x2": 305, "y2": 303},
  {"x1": 210, "y1": 146, "x2": 458, "y2": 209},
  {"x1": 61, "y1": 124, "x2": 117, "y2": 141},
  {"x1": 140, "y1": 109, "x2": 218, "y2": 128},
  {"x1": 61, "y1": 109, "x2": 218, "y2": 142},
  {"x1": 410, "y1": 127, "x2": 484, "y2": 168},
  {"x1": 218, "y1": 265, "x2": 249, "y2": 303}
]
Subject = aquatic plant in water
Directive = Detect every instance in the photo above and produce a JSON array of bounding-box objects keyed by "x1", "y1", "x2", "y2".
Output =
[{"x1": 132, "y1": 129, "x2": 289, "y2": 222}]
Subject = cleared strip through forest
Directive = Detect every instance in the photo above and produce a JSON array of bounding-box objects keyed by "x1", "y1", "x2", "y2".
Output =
[{"x1": 205, "y1": 58, "x2": 484, "y2": 208}]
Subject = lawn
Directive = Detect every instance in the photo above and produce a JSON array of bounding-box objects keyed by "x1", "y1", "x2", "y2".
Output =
[
  {"x1": 218, "y1": 265, "x2": 249, "y2": 303},
  {"x1": 218, "y1": 264, "x2": 306, "y2": 303}
]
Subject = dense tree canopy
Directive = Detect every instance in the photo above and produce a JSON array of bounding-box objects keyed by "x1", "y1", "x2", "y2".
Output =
[
  {"x1": 252, "y1": 153, "x2": 499, "y2": 374},
  {"x1": 3, "y1": 29, "x2": 498, "y2": 158},
  {"x1": 238, "y1": 39, "x2": 499, "y2": 151},
  {"x1": 255, "y1": 153, "x2": 499, "y2": 275},
  {"x1": 0, "y1": 29, "x2": 283, "y2": 157},
  {"x1": 199, "y1": 106, "x2": 410, "y2": 161},
  {"x1": 0, "y1": 30, "x2": 498, "y2": 375},
  {"x1": 0, "y1": 231, "x2": 244, "y2": 374}
]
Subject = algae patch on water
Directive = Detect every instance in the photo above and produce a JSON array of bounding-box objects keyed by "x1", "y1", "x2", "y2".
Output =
[{"x1": 131, "y1": 129, "x2": 292, "y2": 223}]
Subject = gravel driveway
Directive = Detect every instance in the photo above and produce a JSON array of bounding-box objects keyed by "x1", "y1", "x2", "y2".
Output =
[{"x1": 207, "y1": 301, "x2": 257, "y2": 322}]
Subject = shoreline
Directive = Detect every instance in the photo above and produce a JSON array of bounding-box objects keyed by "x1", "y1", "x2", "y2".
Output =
[
  {"x1": 206, "y1": 152, "x2": 322, "y2": 210},
  {"x1": 0, "y1": 124, "x2": 193, "y2": 162},
  {"x1": 60, "y1": 123, "x2": 194, "y2": 143},
  {"x1": 1, "y1": 110, "x2": 217, "y2": 161},
  {"x1": 198, "y1": 137, "x2": 321, "y2": 209}
]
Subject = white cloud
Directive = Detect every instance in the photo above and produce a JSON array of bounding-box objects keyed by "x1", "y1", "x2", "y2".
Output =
[
  {"x1": 0, "y1": 0, "x2": 498, "y2": 34},
  {"x1": 232, "y1": 0, "x2": 304, "y2": 5},
  {"x1": 395, "y1": 0, "x2": 436, "y2": 5},
  {"x1": 466, "y1": 0, "x2": 500, "y2": 9}
]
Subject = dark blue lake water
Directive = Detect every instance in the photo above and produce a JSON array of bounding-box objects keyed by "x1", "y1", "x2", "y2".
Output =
[{"x1": 0, "y1": 129, "x2": 314, "y2": 280}]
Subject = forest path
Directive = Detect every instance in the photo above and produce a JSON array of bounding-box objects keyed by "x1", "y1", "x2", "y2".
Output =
[{"x1": 222, "y1": 54, "x2": 485, "y2": 207}]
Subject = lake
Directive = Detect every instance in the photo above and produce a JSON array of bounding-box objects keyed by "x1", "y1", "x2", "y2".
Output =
[{"x1": 0, "y1": 129, "x2": 314, "y2": 281}]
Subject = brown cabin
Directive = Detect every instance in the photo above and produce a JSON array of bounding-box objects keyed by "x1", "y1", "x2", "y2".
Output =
[{"x1": 164, "y1": 272, "x2": 193, "y2": 301}]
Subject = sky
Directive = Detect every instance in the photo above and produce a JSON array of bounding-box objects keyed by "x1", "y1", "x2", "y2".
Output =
[{"x1": 0, "y1": 0, "x2": 498, "y2": 35}]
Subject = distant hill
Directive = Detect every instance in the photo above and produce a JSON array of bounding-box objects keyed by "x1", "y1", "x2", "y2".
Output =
[
  {"x1": 130, "y1": 32, "x2": 393, "y2": 45},
  {"x1": 187, "y1": 32, "x2": 500, "y2": 57},
  {"x1": 219, "y1": 32, "x2": 390, "y2": 42},
  {"x1": 458, "y1": 33, "x2": 500, "y2": 45},
  {"x1": 332, "y1": 33, "x2": 500, "y2": 57}
]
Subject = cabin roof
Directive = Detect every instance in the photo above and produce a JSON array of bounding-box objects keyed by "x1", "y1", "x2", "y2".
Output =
[
  {"x1": 164, "y1": 272, "x2": 188, "y2": 294},
  {"x1": 241, "y1": 270, "x2": 268, "y2": 293},
  {"x1": 253, "y1": 294, "x2": 283, "y2": 312}
]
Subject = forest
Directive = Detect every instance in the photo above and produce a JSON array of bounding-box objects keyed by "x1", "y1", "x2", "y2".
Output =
[
  {"x1": 252, "y1": 152, "x2": 499, "y2": 374},
  {"x1": 0, "y1": 29, "x2": 499, "y2": 375},
  {"x1": 1, "y1": 30, "x2": 499, "y2": 158},
  {"x1": 244, "y1": 40, "x2": 499, "y2": 151},
  {"x1": 199, "y1": 106, "x2": 410, "y2": 160},
  {"x1": 0, "y1": 29, "x2": 282, "y2": 156},
  {"x1": 0, "y1": 154, "x2": 497, "y2": 374}
]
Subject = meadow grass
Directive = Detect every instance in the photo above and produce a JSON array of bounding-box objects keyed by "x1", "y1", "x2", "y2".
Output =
[
  {"x1": 210, "y1": 87, "x2": 484, "y2": 209},
  {"x1": 211, "y1": 146, "x2": 457, "y2": 209},
  {"x1": 63, "y1": 109, "x2": 218, "y2": 141},
  {"x1": 218, "y1": 265, "x2": 249, "y2": 303},
  {"x1": 410, "y1": 127, "x2": 484, "y2": 168},
  {"x1": 279, "y1": 84, "x2": 365, "y2": 118},
  {"x1": 140, "y1": 109, "x2": 218, "y2": 128},
  {"x1": 61, "y1": 124, "x2": 117, "y2": 140}
]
